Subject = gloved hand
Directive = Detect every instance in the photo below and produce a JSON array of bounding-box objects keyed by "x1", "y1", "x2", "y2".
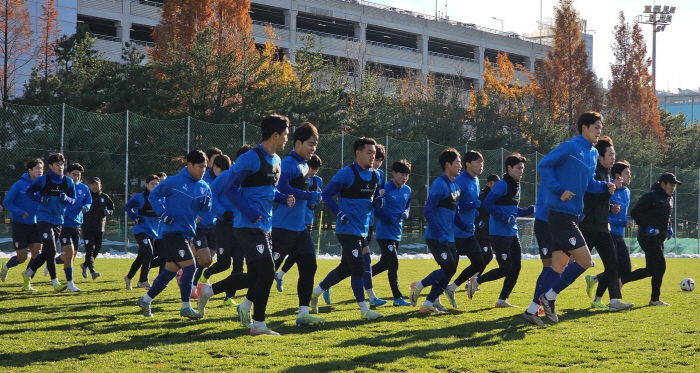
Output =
[
  {"x1": 200, "y1": 195, "x2": 211, "y2": 209},
  {"x1": 337, "y1": 211, "x2": 350, "y2": 224},
  {"x1": 477, "y1": 220, "x2": 485, "y2": 229},
  {"x1": 310, "y1": 191, "x2": 322, "y2": 202},
  {"x1": 161, "y1": 213, "x2": 175, "y2": 225},
  {"x1": 222, "y1": 210, "x2": 234, "y2": 222},
  {"x1": 525, "y1": 205, "x2": 535, "y2": 216},
  {"x1": 103, "y1": 208, "x2": 112, "y2": 216},
  {"x1": 40, "y1": 196, "x2": 50, "y2": 204},
  {"x1": 308, "y1": 203, "x2": 317, "y2": 210},
  {"x1": 59, "y1": 192, "x2": 75, "y2": 204},
  {"x1": 134, "y1": 216, "x2": 143, "y2": 225},
  {"x1": 372, "y1": 197, "x2": 385, "y2": 209},
  {"x1": 667, "y1": 226, "x2": 674, "y2": 240},
  {"x1": 645, "y1": 226, "x2": 659, "y2": 236}
]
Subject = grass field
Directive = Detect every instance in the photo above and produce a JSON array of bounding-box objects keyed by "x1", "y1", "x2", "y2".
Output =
[{"x1": 1, "y1": 258, "x2": 699, "y2": 372}]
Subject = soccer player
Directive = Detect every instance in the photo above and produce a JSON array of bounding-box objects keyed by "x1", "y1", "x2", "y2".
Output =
[
  {"x1": 522, "y1": 112, "x2": 615, "y2": 325},
  {"x1": 473, "y1": 174, "x2": 500, "y2": 285},
  {"x1": 444, "y1": 151, "x2": 485, "y2": 309},
  {"x1": 135, "y1": 150, "x2": 212, "y2": 319},
  {"x1": 124, "y1": 174, "x2": 161, "y2": 290},
  {"x1": 623, "y1": 172, "x2": 679, "y2": 306},
  {"x1": 266, "y1": 122, "x2": 326, "y2": 327},
  {"x1": 309, "y1": 137, "x2": 385, "y2": 321},
  {"x1": 150, "y1": 172, "x2": 167, "y2": 273},
  {"x1": 81, "y1": 177, "x2": 114, "y2": 279},
  {"x1": 467, "y1": 153, "x2": 534, "y2": 308},
  {"x1": 409, "y1": 148, "x2": 472, "y2": 313},
  {"x1": 577, "y1": 137, "x2": 633, "y2": 312},
  {"x1": 361, "y1": 143, "x2": 386, "y2": 307},
  {"x1": 587, "y1": 161, "x2": 633, "y2": 308},
  {"x1": 1, "y1": 159, "x2": 44, "y2": 290},
  {"x1": 371, "y1": 159, "x2": 412, "y2": 307},
  {"x1": 531, "y1": 181, "x2": 552, "y2": 316},
  {"x1": 23, "y1": 153, "x2": 76, "y2": 293},
  {"x1": 56, "y1": 163, "x2": 92, "y2": 292}
]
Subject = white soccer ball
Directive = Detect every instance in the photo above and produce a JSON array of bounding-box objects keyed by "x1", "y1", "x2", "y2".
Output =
[{"x1": 680, "y1": 278, "x2": 695, "y2": 292}]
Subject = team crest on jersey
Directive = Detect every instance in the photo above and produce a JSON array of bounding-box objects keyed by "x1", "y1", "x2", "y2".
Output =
[
  {"x1": 483, "y1": 246, "x2": 488, "y2": 252},
  {"x1": 219, "y1": 247, "x2": 224, "y2": 255},
  {"x1": 100, "y1": 198, "x2": 104, "y2": 203},
  {"x1": 15, "y1": 242, "x2": 19, "y2": 248},
  {"x1": 143, "y1": 239, "x2": 149, "y2": 244},
  {"x1": 273, "y1": 252, "x2": 280, "y2": 261},
  {"x1": 62, "y1": 238, "x2": 68, "y2": 243},
  {"x1": 200, "y1": 187, "x2": 205, "y2": 194},
  {"x1": 85, "y1": 240, "x2": 90, "y2": 244},
  {"x1": 542, "y1": 248, "x2": 548, "y2": 256},
  {"x1": 178, "y1": 249, "x2": 185, "y2": 257},
  {"x1": 256, "y1": 244, "x2": 264, "y2": 254},
  {"x1": 501, "y1": 253, "x2": 507, "y2": 260},
  {"x1": 78, "y1": 190, "x2": 83, "y2": 195},
  {"x1": 440, "y1": 252, "x2": 447, "y2": 260},
  {"x1": 182, "y1": 184, "x2": 188, "y2": 191},
  {"x1": 196, "y1": 240, "x2": 201, "y2": 247},
  {"x1": 388, "y1": 244, "x2": 395, "y2": 252},
  {"x1": 352, "y1": 249, "x2": 359, "y2": 258},
  {"x1": 43, "y1": 233, "x2": 48, "y2": 239},
  {"x1": 569, "y1": 237, "x2": 577, "y2": 246}
]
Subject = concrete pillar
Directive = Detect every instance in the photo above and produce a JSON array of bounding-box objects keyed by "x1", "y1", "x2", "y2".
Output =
[
  {"x1": 524, "y1": 56, "x2": 534, "y2": 72},
  {"x1": 284, "y1": 9, "x2": 298, "y2": 62},
  {"x1": 477, "y1": 45, "x2": 486, "y2": 90},
  {"x1": 354, "y1": 22, "x2": 366, "y2": 43},
  {"x1": 417, "y1": 34, "x2": 429, "y2": 76},
  {"x1": 119, "y1": 0, "x2": 131, "y2": 43}
]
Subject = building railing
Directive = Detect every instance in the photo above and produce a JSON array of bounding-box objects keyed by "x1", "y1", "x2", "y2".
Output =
[
  {"x1": 252, "y1": 20, "x2": 290, "y2": 31},
  {"x1": 296, "y1": 27, "x2": 358, "y2": 43},
  {"x1": 130, "y1": 0, "x2": 164, "y2": 8},
  {"x1": 427, "y1": 51, "x2": 478, "y2": 64},
  {"x1": 129, "y1": 39, "x2": 155, "y2": 47},
  {"x1": 91, "y1": 33, "x2": 122, "y2": 43},
  {"x1": 365, "y1": 39, "x2": 420, "y2": 53}
]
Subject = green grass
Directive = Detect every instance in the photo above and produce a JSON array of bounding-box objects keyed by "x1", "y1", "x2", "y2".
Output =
[{"x1": 1, "y1": 258, "x2": 699, "y2": 372}]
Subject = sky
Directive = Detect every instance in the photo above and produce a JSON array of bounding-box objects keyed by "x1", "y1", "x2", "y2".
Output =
[{"x1": 373, "y1": 0, "x2": 700, "y2": 93}]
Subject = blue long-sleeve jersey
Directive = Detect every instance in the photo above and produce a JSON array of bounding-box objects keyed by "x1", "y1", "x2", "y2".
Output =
[
  {"x1": 305, "y1": 175, "x2": 323, "y2": 226},
  {"x1": 375, "y1": 180, "x2": 411, "y2": 241},
  {"x1": 4, "y1": 173, "x2": 40, "y2": 225},
  {"x1": 225, "y1": 145, "x2": 287, "y2": 232},
  {"x1": 125, "y1": 190, "x2": 160, "y2": 238},
  {"x1": 272, "y1": 151, "x2": 322, "y2": 231},
  {"x1": 453, "y1": 171, "x2": 480, "y2": 239},
  {"x1": 322, "y1": 162, "x2": 382, "y2": 237},
  {"x1": 210, "y1": 168, "x2": 237, "y2": 222},
  {"x1": 368, "y1": 169, "x2": 386, "y2": 223},
  {"x1": 25, "y1": 170, "x2": 76, "y2": 226},
  {"x1": 484, "y1": 176, "x2": 530, "y2": 237},
  {"x1": 534, "y1": 182, "x2": 549, "y2": 222},
  {"x1": 424, "y1": 174, "x2": 471, "y2": 243},
  {"x1": 537, "y1": 135, "x2": 608, "y2": 217},
  {"x1": 63, "y1": 182, "x2": 92, "y2": 228},
  {"x1": 609, "y1": 186, "x2": 631, "y2": 236},
  {"x1": 148, "y1": 167, "x2": 212, "y2": 239},
  {"x1": 196, "y1": 169, "x2": 218, "y2": 228}
]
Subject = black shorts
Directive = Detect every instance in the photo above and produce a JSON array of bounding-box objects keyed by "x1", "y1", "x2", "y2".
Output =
[
  {"x1": 234, "y1": 228, "x2": 273, "y2": 263},
  {"x1": 534, "y1": 219, "x2": 553, "y2": 259},
  {"x1": 59, "y1": 226, "x2": 81, "y2": 248},
  {"x1": 336, "y1": 233, "x2": 365, "y2": 276},
  {"x1": 426, "y1": 239, "x2": 458, "y2": 266},
  {"x1": 271, "y1": 227, "x2": 315, "y2": 261},
  {"x1": 134, "y1": 232, "x2": 155, "y2": 251},
  {"x1": 11, "y1": 221, "x2": 41, "y2": 250},
  {"x1": 215, "y1": 220, "x2": 238, "y2": 257},
  {"x1": 476, "y1": 235, "x2": 492, "y2": 256},
  {"x1": 162, "y1": 233, "x2": 194, "y2": 263},
  {"x1": 455, "y1": 236, "x2": 481, "y2": 256},
  {"x1": 548, "y1": 210, "x2": 586, "y2": 252},
  {"x1": 36, "y1": 221, "x2": 60, "y2": 244},
  {"x1": 194, "y1": 227, "x2": 216, "y2": 251}
]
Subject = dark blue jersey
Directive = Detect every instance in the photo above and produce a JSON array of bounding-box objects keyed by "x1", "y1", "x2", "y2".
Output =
[
  {"x1": 424, "y1": 174, "x2": 471, "y2": 243},
  {"x1": 485, "y1": 175, "x2": 528, "y2": 237},
  {"x1": 374, "y1": 180, "x2": 411, "y2": 241},
  {"x1": 609, "y1": 187, "x2": 631, "y2": 236},
  {"x1": 63, "y1": 182, "x2": 92, "y2": 228},
  {"x1": 305, "y1": 175, "x2": 323, "y2": 226},
  {"x1": 534, "y1": 182, "x2": 549, "y2": 222},
  {"x1": 125, "y1": 190, "x2": 160, "y2": 238},
  {"x1": 25, "y1": 171, "x2": 76, "y2": 226},
  {"x1": 3, "y1": 173, "x2": 39, "y2": 225},
  {"x1": 322, "y1": 162, "x2": 381, "y2": 237},
  {"x1": 210, "y1": 168, "x2": 237, "y2": 221},
  {"x1": 272, "y1": 151, "x2": 322, "y2": 232},
  {"x1": 453, "y1": 171, "x2": 480, "y2": 239},
  {"x1": 197, "y1": 169, "x2": 218, "y2": 228}
]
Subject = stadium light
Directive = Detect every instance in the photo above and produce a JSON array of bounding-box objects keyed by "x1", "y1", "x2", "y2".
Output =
[
  {"x1": 639, "y1": 4, "x2": 677, "y2": 90},
  {"x1": 644, "y1": 5, "x2": 652, "y2": 13}
]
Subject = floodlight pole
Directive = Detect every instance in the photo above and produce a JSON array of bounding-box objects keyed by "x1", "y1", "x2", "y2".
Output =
[{"x1": 639, "y1": 5, "x2": 676, "y2": 90}]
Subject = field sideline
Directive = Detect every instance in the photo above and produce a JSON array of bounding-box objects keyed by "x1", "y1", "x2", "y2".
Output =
[{"x1": 1, "y1": 258, "x2": 698, "y2": 372}]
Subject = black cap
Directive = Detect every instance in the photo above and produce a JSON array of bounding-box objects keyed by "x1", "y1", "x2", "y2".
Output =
[
  {"x1": 486, "y1": 174, "x2": 500, "y2": 183},
  {"x1": 88, "y1": 177, "x2": 101, "y2": 184},
  {"x1": 659, "y1": 172, "x2": 681, "y2": 185}
]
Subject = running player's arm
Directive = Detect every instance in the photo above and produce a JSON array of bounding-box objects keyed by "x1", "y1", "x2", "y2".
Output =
[
  {"x1": 423, "y1": 182, "x2": 451, "y2": 242},
  {"x1": 277, "y1": 159, "x2": 320, "y2": 201},
  {"x1": 321, "y1": 169, "x2": 352, "y2": 215},
  {"x1": 124, "y1": 194, "x2": 142, "y2": 221},
  {"x1": 82, "y1": 186, "x2": 92, "y2": 213},
  {"x1": 210, "y1": 172, "x2": 229, "y2": 217},
  {"x1": 483, "y1": 180, "x2": 511, "y2": 222},
  {"x1": 103, "y1": 193, "x2": 115, "y2": 212},
  {"x1": 630, "y1": 192, "x2": 655, "y2": 230},
  {"x1": 199, "y1": 184, "x2": 212, "y2": 213},
  {"x1": 148, "y1": 180, "x2": 169, "y2": 217},
  {"x1": 25, "y1": 176, "x2": 46, "y2": 202},
  {"x1": 608, "y1": 190, "x2": 628, "y2": 227},
  {"x1": 65, "y1": 177, "x2": 77, "y2": 200},
  {"x1": 4, "y1": 182, "x2": 28, "y2": 216},
  {"x1": 224, "y1": 154, "x2": 261, "y2": 222},
  {"x1": 401, "y1": 190, "x2": 412, "y2": 220},
  {"x1": 458, "y1": 183, "x2": 480, "y2": 211},
  {"x1": 373, "y1": 183, "x2": 394, "y2": 222}
]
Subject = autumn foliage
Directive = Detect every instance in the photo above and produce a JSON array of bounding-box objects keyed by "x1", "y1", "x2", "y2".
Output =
[
  {"x1": 0, "y1": 0, "x2": 33, "y2": 101},
  {"x1": 36, "y1": 0, "x2": 61, "y2": 79}
]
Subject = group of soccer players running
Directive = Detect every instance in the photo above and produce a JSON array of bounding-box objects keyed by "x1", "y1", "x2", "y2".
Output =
[{"x1": 1, "y1": 111, "x2": 678, "y2": 335}]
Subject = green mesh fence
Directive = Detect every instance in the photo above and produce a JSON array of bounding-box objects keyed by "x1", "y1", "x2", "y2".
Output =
[{"x1": 1, "y1": 103, "x2": 699, "y2": 255}]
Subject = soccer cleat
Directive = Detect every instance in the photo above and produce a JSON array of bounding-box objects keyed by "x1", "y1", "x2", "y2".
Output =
[
  {"x1": 539, "y1": 295, "x2": 558, "y2": 323},
  {"x1": 22, "y1": 283, "x2": 37, "y2": 292},
  {"x1": 322, "y1": 289, "x2": 331, "y2": 305},
  {"x1": 180, "y1": 306, "x2": 202, "y2": 320},
  {"x1": 250, "y1": 325, "x2": 281, "y2": 336},
  {"x1": 197, "y1": 284, "x2": 212, "y2": 317},
  {"x1": 393, "y1": 298, "x2": 411, "y2": 307},
  {"x1": 609, "y1": 299, "x2": 634, "y2": 312},
  {"x1": 418, "y1": 304, "x2": 442, "y2": 313},
  {"x1": 538, "y1": 307, "x2": 546, "y2": 316},
  {"x1": 649, "y1": 300, "x2": 670, "y2": 306},
  {"x1": 43, "y1": 266, "x2": 49, "y2": 277},
  {"x1": 124, "y1": 275, "x2": 132, "y2": 291},
  {"x1": 432, "y1": 299, "x2": 449, "y2": 312},
  {"x1": 190, "y1": 288, "x2": 199, "y2": 300},
  {"x1": 274, "y1": 272, "x2": 283, "y2": 292},
  {"x1": 80, "y1": 263, "x2": 88, "y2": 279},
  {"x1": 310, "y1": 293, "x2": 320, "y2": 314},
  {"x1": 237, "y1": 305, "x2": 252, "y2": 328},
  {"x1": 361, "y1": 309, "x2": 384, "y2": 320},
  {"x1": 136, "y1": 296, "x2": 153, "y2": 317},
  {"x1": 443, "y1": 287, "x2": 459, "y2": 308},
  {"x1": 409, "y1": 282, "x2": 421, "y2": 307},
  {"x1": 585, "y1": 275, "x2": 596, "y2": 299},
  {"x1": 0, "y1": 262, "x2": 8, "y2": 282},
  {"x1": 21, "y1": 272, "x2": 31, "y2": 290},
  {"x1": 53, "y1": 283, "x2": 67, "y2": 294},
  {"x1": 369, "y1": 297, "x2": 387, "y2": 309},
  {"x1": 91, "y1": 272, "x2": 101, "y2": 280},
  {"x1": 522, "y1": 311, "x2": 545, "y2": 326},
  {"x1": 296, "y1": 313, "x2": 325, "y2": 326},
  {"x1": 495, "y1": 299, "x2": 518, "y2": 308},
  {"x1": 67, "y1": 284, "x2": 81, "y2": 292},
  {"x1": 137, "y1": 281, "x2": 152, "y2": 289},
  {"x1": 467, "y1": 277, "x2": 479, "y2": 300},
  {"x1": 591, "y1": 300, "x2": 607, "y2": 309},
  {"x1": 222, "y1": 296, "x2": 237, "y2": 307}
]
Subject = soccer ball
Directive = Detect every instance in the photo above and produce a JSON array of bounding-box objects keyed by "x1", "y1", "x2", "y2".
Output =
[{"x1": 680, "y1": 278, "x2": 695, "y2": 292}]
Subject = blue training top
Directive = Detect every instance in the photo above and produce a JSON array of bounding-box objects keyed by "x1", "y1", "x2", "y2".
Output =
[
  {"x1": 210, "y1": 168, "x2": 237, "y2": 222},
  {"x1": 485, "y1": 175, "x2": 531, "y2": 237},
  {"x1": 196, "y1": 169, "x2": 218, "y2": 228},
  {"x1": 63, "y1": 181, "x2": 92, "y2": 228},
  {"x1": 272, "y1": 151, "x2": 322, "y2": 232},
  {"x1": 534, "y1": 182, "x2": 549, "y2": 222},
  {"x1": 125, "y1": 190, "x2": 160, "y2": 238},
  {"x1": 374, "y1": 180, "x2": 411, "y2": 241},
  {"x1": 424, "y1": 174, "x2": 471, "y2": 243},
  {"x1": 609, "y1": 186, "x2": 631, "y2": 236},
  {"x1": 453, "y1": 171, "x2": 480, "y2": 239},
  {"x1": 305, "y1": 175, "x2": 323, "y2": 226},
  {"x1": 3, "y1": 173, "x2": 40, "y2": 225},
  {"x1": 148, "y1": 167, "x2": 212, "y2": 239},
  {"x1": 25, "y1": 170, "x2": 76, "y2": 226},
  {"x1": 322, "y1": 162, "x2": 382, "y2": 237}
]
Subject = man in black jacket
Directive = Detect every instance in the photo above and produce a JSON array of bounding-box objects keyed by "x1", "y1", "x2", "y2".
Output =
[
  {"x1": 80, "y1": 177, "x2": 114, "y2": 279},
  {"x1": 624, "y1": 172, "x2": 679, "y2": 306}
]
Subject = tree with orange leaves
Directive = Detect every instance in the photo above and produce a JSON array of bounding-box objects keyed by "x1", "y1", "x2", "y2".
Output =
[
  {"x1": 151, "y1": 0, "x2": 214, "y2": 62},
  {"x1": 36, "y1": 0, "x2": 62, "y2": 80},
  {"x1": 0, "y1": 0, "x2": 33, "y2": 101}
]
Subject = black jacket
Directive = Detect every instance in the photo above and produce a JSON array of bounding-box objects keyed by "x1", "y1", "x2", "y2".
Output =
[
  {"x1": 579, "y1": 163, "x2": 612, "y2": 233},
  {"x1": 631, "y1": 182, "x2": 673, "y2": 241},
  {"x1": 82, "y1": 191, "x2": 115, "y2": 232},
  {"x1": 474, "y1": 186, "x2": 491, "y2": 239}
]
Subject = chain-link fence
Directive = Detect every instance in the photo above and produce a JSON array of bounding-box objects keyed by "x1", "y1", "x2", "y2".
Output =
[{"x1": 1, "y1": 103, "x2": 699, "y2": 255}]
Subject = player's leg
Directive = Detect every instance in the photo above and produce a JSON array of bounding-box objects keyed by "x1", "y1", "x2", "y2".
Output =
[{"x1": 495, "y1": 237, "x2": 522, "y2": 307}]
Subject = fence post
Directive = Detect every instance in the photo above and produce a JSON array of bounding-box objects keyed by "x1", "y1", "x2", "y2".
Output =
[
  {"x1": 60, "y1": 103, "x2": 65, "y2": 153},
  {"x1": 500, "y1": 147, "x2": 504, "y2": 176},
  {"x1": 697, "y1": 168, "x2": 699, "y2": 255},
  {"x1": 186, "y1": 116, "x2": 191, "y2": 155},
  {"x1": 242, "y1": 121, "x2": 246, "y2": 145},
  {"x1": 385, "y1": 135, "x2": 389, "y2": 177},
  {"x1": 535, "y1": 151, "x2": 538, "y2": 202},
  {"x1": 426, "y1": 139, "x2": 430, "y2": 192},
  {"x1": 341, "y1": 131, "x2": 345, "y2": 167},
  {"x1": 649, "y1": 163, "x2": 653, "y2": 188},
  {"x1": 674, "y1": 166, "x2": 678, "y2": 251},
  {"x1": 124, "y1": 110, "x2": 130, "y2": 253}
]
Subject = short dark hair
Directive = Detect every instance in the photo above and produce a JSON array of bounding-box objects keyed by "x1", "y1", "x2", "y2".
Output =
[
  {"x1": 293, "y1": 122, "x2": 319, "y2": 146},
  {"x1": 375, "y1": 144, "x2": 385, "y2": 161},
  {"x1": 577, "y1": 111, "x2": 603, "y2": 134},
  {"x1": 463, "y1": 150, "x2": 483, "y2": 166},
  {"x1": 26, "y1": 158, "x2": 43, "y2": 171},
  {"x1": 486, "y1": 174, "x2": 500, "y2": 183},
  {"x1": 213, "y1": 154, "x2": 232, "y2": 171},
  {"x1": 205, "y1": 147, "x2": 222, "y2": 160},
  {"x1": 236, "y1": 144, "x2": 254, "y2": 159},
  {"x1": 46, "y1": 153, "x2": 65, "y2": 165},
  {"x1": 610, "y1": 161, "x2": 630, "y2": 179},
  {"x1": 145, "y1": 174, "x2": 159, "y2": 184},
  {"x1": 391, "y1": 159, "x2": 411, "y2": 174},
  {"x1": 154, "y1": 172, "x2": 167, "y2": 179},
  {"x1": 308, "y1": 154, "x2": 322, "y2": 169},
  {"x1": 65, "y1": 163, "x2": 84, "y2": 174},
  {"x1": 261, "y1": 114, "x2": 290, "y2": 141},
  {"x1": 353, "y1": 137, "x2": 377, "y2": 153},
  {"x1": 504, "y1": 153, "x2": 527, "y2": 169},
  {"x1": 438, "y1": 148, "x2": 460, "y2": 171},
  {"x1": 186, "y1": 150, "x2": 207, "y2": 165},
  {"x1": 594, "y1": 135, "x2": 614, "y2": 156}
]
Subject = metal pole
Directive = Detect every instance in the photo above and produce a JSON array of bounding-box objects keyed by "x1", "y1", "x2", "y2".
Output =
[
  {"x1": 697, "y1": 168, "x2": 699, "y2": 255},
  {"x1": 186, "y1": 116, "x2": 191, "y2": 155},
  {"x1": 242, "y1": 121, "x2": 246, "y2": 145},
  {"x1": 674, "y1": 166, "x2": 678, "y2": 251},
  {"x1": 535, "y1": 151, "x2": 539, "y2": 202},
  {"x1": 649, "y1": 163, "x2": 653, "y2": 188},
  {"x1": 124, "y1": 110, "x2": 130, "y2": 252},
  {"x1": 341, "y1": 131, "x2": 345, "y2": 167},
  {"x1": 500, "y1": 147, "x2": 504, "y2": 176},
  {"x1": 652, "y1": 28, "x2": 657, "y2": 90},
  {"x1": 426, "y1": 139, "x2": 430, "y2": 192},
  {"x1": 385, "y1": 135, "x2": 389, "y2": 177},
  {"x1": 60, "y1": 103, "x2": 65, "y2": 153}
]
